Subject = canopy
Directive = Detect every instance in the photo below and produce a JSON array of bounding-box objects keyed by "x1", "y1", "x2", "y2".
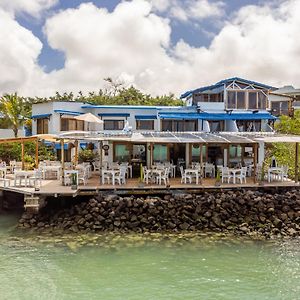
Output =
[{"x1": 74, "y1": 113, "x2": 103, "y2": 124}]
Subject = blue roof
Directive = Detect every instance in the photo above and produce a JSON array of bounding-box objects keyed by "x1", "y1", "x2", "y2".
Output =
[
  {"x1": 82, "y1": 105, "x2": 172, "y2": 110},
  {"x1": 135, "y1": 115, "x2": 157, "y2": 120},
  {"x1": 159, "y1": 112, "x2": 277, "y2": 121},
  {"x1": 98, "y1": 113, "x2": 130, "y2": 117},
  {"x1": 54, "y1": 109, "x2": 83, "y2": 116},
  {"x1": 31, "y1": 113, "x2": 52, "y2": 119},
  {"x1": 180, "y1": 77, "x2": 276, "y2": 99}
]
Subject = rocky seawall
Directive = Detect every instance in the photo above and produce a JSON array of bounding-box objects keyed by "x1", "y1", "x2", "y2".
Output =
[{"x1": 19, "y1": 189, "x2": 300, "y2": 239}]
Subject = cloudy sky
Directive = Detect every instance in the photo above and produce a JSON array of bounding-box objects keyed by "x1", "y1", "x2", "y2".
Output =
[{"x1": 0, "y1": 0, "x2": 300, "y2": 98}]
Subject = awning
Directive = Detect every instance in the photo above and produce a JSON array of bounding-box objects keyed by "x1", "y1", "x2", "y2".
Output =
[
  {"x1": 159, "y1": 112, "x2": 277, "y2": 121},
  {"x1": 135, "y1": 115, "x2": 157, "y2": 120},
  {"x1": 54, "y1": 110, "x2": 83, "y2": 116},
  {"x1": 31, "y1": 113, "x2": 52, "y2": 119},
  {"x1": 98, "y1": 113, "x2": 130, "y2": 117}
]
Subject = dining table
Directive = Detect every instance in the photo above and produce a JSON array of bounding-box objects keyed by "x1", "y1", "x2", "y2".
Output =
[
  {"x1": 14, "y1": 170, "x2": 35, "y2": 187},
  {"x1": 102, "y1": 169, "x2": 119, "y2": 185},
  {"x1": 41, "y1": 165, "x2": 61, "y2": 180},
  {"x1": 227, "y1": 168, "x2": 242, "y2": 184}
]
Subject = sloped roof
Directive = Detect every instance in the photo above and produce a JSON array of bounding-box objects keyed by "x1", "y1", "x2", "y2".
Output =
[{"x1": 180, "y1": 77, "x2": 276, "y2": 99}]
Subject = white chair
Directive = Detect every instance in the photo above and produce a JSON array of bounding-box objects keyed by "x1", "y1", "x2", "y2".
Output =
[
  {"x1": 114, "y1": 166, "x2": 127, "y2": 185},
  {"x1": 28, "y1": 169, "x2": 43, "y2": 188},
  {"x1": 0, "y1": 169, "x2": 10, "y2": 187},
  {"x1": 180, "y1": 166, "x2": 192, "y2": 184},
  {"x1": 281, "y1": 165, "x2": 289, "y2": 181},
  {"x1": 78, "y1": 169, "x2": 88, "y2": 185},
  {"x1": 204, "y1": 163, "x2": 215, "y2": 178},
  {"x1": 142, "y1": 166, "x2": 151, "y2": 184},
  {"x1": 92, "y1": 161, "x2": 101, "y2": 172},
  {"x1": 221, "y1": 167, "x2": 231, "y2": 183},
  {"x1": 156, "y1": 168, "x2": 169, "y2": 185},
  {"x1": 236, "y1": 167, "x2": 247, "y2": 184}
]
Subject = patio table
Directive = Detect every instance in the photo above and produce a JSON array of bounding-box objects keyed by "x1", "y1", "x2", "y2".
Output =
[
  {"x1": 228, "y1": 168, "x2": 242, "y2": 184},
  {"x1": 14, "y1": 170, "x2": 35, "y2": 187},
  {"x1": 150, "y1": 169, "x2": 164, "y2": 185},
  {"x1": 41, "y1": 165, "x2": 61, "y2": 180},
  {"x1": 102, "y1": 169, "x2": 119, "y2": 185}
]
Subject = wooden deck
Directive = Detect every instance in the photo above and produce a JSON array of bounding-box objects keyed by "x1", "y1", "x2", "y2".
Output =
[{"x1": 1, "y1": 172, "x2": 299, "y2": 198}]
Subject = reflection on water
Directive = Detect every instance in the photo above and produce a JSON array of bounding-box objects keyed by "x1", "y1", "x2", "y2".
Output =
[{"x1": 0, "y1": 213, "x2": 300, "y2": 300}]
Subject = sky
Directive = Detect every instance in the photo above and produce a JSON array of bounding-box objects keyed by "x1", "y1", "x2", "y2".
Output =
[{"x1": 0, "y1": 0, "x2": 300, "y2": 98}]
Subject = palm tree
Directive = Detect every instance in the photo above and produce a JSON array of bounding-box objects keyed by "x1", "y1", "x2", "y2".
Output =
[{"x1": 0, "y1": 93, "x2": 26, "y2": 137}]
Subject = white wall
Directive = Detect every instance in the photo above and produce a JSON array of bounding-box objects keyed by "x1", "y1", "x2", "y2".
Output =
[{"x1": 0, "y1": 128, "x2": 25, "y2": 138}]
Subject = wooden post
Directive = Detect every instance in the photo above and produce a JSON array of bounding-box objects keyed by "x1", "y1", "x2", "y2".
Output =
[
  {"x1": 150, "y1": 143, "x2": 153, "y2": 167},
  {"x1": 199, "y1": 144, "x2": 203, "y2": 184},
  {"x1": 21, "y1": 140, "x2": 25, "y2": 170},
  {"x1": 74, "y1": 140, "x2": 79, "y2": 166},
  {"x1": 253, "y1": 143, "x2": 257, "y2": 183},
  {"x1": 99, "y1": 141, "x2": 103, "y2": 179},
  {"x1": 61, "y1": 139, "x2": 65, "y2": 185},
  {"x1": 295, "y1": 142, "x2": 299, "y2": 183},
  {"x1": 35, "y1": 138, "x2": 39, "y2": 168}
]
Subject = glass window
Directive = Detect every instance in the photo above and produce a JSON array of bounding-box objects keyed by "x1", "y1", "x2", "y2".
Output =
[
  {"x1": 136, "y1": 120, "x2": 154, "y2": 130},
  {"x1": 162, "y1": 120, "x2": 172, "y2": 131},
  {"x1": 227, "y1": 91, "x2": 236, "y2": 109},
  {"x1": 104, "y1": 120, "x2": 124, "y2": 130},
  {"x1": 185, "y1": 120, "x2": 197, "y2": 131},
  {"x1": 37, "y1": 118, "x2": 48, "y2": 134},
  {"x1": 236, "y1": 91, "x2": 246, "y2": 109},
  {"x1": 229, "y1": 145, "x2": 242, "y2": 158},
  {"x1": 114, "y1": 144, "x2": 130, "y2": 162},
  {"x1": 248, "y1": 92, "x2": 257, "y2": 109},
  {"x1": 191, "y1": 144, "x2": 200, "y2": 162},
  {"x1": 209, "y1": 121, "x2": 224, "y2": 132},
  {"x1": 60, "y1": 118, "x2": 84, "y2": 131},
  {"x1": 257, "y1": 92, "x2": 267, "y2": 109},
  {"x1": 271, "y1": 102, "x2": 280, "y2": 115},
  {"x1": 153, "y1": 144, "x2": 168, "y2": 162}
]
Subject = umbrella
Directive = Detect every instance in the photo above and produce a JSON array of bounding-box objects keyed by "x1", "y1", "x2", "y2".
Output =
[{"x1": 74, "y1": 113, "x2": 103, "y2": 131}]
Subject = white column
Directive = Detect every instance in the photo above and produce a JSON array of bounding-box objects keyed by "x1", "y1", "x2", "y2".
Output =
[
  {"x1": 224, "y1": 148, "x2": 228, "y2": 166},
  {"x1": 185, "y1": 143, "x2": 190, "y2": 168},
  {"x1": 258, "y1": 142, "x2": 265, "y2": 164}
]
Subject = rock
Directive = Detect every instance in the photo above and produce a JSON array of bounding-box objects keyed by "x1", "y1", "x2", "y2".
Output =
[{"x1": 179, "y1": 223, "x2": 189, "y2": 230}]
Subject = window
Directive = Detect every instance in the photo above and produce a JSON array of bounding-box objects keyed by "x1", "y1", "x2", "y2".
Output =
[
  {"x1": 236, "y1": 120, "x2": 261, "y2": 132},
  {"x1": 229, "y1": 145, "x2": 242, "y2": 158},
  {"x1": 153, "y1": 144, "x2": 168, "y2": 162},
  {"x1": 271, "y1": 101, "x2": 290, "y2": 116},
  {"x1": 191, "y1": 144, "x2": 206, "y2": 162},
  {"x1": 37, "y1": 118, "x2": 48, "y2": 134},
  {"x1": 257, "y1": 92, "x2": 267, "y2": 109},
  {"x1": 248, "y1": 92, "x2": 257, "y2": 109},
  {"x1": 104, "y1": 120, "x2": 124, "y2": 130},
  {"x1": 61, "y1": 118, "x2": 84, "y2": 131},
  {"x1": 236, "y1": 91, "x2": 246, "y2": 109},
  {"x1": 227, "y1": 91, "x2": 236, "y2": 109},
  {"x1": 136, "y1": 120, "x2": 154, "y2": 130},
  {"x1": 161, "y1": 120, "x2": 197, "y2": 132},
  {"x1": 208, "y1": 121, "x2": 224, "y2": 132},
  {"x1": 114, "y1": 143, "x2": 130, "y2": 162}
]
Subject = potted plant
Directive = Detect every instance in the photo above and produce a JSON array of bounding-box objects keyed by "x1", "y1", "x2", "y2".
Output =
[
  {"x1": 71, "y1": 172, "x2": 78, "y2": 190},
  {"x1": 215, "y1": 168, "x2": 221, "y2": 186}
]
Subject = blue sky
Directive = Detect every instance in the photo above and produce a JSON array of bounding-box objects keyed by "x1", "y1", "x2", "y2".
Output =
[
  {"x1": 16, "y1": 0, "x2": 261, "y2": 73},
  {"x1": 0, "y1": 0, "x2": 299, "y2": 97}
]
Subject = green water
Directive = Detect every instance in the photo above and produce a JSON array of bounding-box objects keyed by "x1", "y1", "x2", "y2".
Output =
[{"x1": 0, "y1": 214, "x2": 300, "y2": 300}]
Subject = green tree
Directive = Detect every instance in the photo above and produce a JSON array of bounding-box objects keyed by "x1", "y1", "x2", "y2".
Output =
[{"x1": 0, "y1": 93, "x2": 29, "y2": 137}]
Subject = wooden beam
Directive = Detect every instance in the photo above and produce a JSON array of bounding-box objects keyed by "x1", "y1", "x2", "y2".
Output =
[
  {"x1": 35, "y1": 138, "x2": 39, "y2": 168},
  {"x1": 74, "y1": 140, "x2": 79, "y2": 166},
  {"x1": 99, "y1": 141, "x2": 103, "y2": 178},
  {"x1": 61, "y1": 139, "x2": 65, "y2": 185},
  {"x1": 21, "y1": 141, "x2": 25, "y2": 170},
  {"x1": 253, "y1": 143, "x2": 257, "y2": 183},
  {"x1": 295, "y1": 142, "x2": 299, "y2": 183},
  {"x1": 0, "y1": 136, "x2": 37, "y2": 144}
]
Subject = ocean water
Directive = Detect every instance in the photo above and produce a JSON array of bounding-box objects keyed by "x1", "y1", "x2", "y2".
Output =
[{"x1": 0, "y1": 213, "x2": 299, "y2": 300}]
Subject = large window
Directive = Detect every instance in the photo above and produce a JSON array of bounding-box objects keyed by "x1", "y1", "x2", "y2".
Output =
[
  {"x1": 191, "y1": 144, "x2": 207, "y2": 162},
  {"x1": 37, "y1": 118, "x2": 49, "y2": 134},
  {"x1": 229, "y1": 145, "x2": 242, "y2": 158},
  {"x1": 136, "y1": 120, "x2": 154, "y2": 130},
  {"x1": 236, "y1": 120, "x2": 261, "y2": 132},
  {"x1": 161, "y1": 120, "x2": 197, "y2": 132},
  {"x1": 114, "y1": 143, "x2": 130, "y2": 162},
  {"x1": 271, "y1": 101, "x2": 290, "y2": 116},
  {"x1": 227, "y1": 90, "x2": 267, "y2": 110},
  {"x1": 208, "y1": 121, "x2": 224, "y2": 132},
  {"x1": 153, "y1": 144, "x2": 168, "y2": 162},
  {"x1": 61, "y1": 118, "x2": 84, "y2": 131},
  {"x1": 104, "y1": 120, "x2": 124, "y2": 130}
]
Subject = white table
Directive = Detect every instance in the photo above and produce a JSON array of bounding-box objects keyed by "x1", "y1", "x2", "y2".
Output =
[
  {"x1": 268, "y1": 167, "x2": 284, "y2": 182},
  {"x1": 184, "y1": 169, "x2": 199, "y2": 184},
  {"x1": 150, "y1": 169, "x2": 164, "y2": 185},
  {"x1": 228, "y1": 168, "x2": 242, "y2": 184},
  {"x1": 14, "y1": 170, "x2": 35, "y2": 187},
  {"x1": 42, "y1": 165, "x2": 61, "y2": 180},
  {"x1": 64, "y1": 170, "x2": 78, "y2": 186},
  {"x1": 102, "y1": 169, "x2": 119, "y2": 185}
]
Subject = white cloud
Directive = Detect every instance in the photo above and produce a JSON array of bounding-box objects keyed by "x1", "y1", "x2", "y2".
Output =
[
  {"x1": 0, "y1": 0, "x2": 58, "y2": 17},
  {"x1": 1, "y1": 0, "x2": 300, "y2": 98}
]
